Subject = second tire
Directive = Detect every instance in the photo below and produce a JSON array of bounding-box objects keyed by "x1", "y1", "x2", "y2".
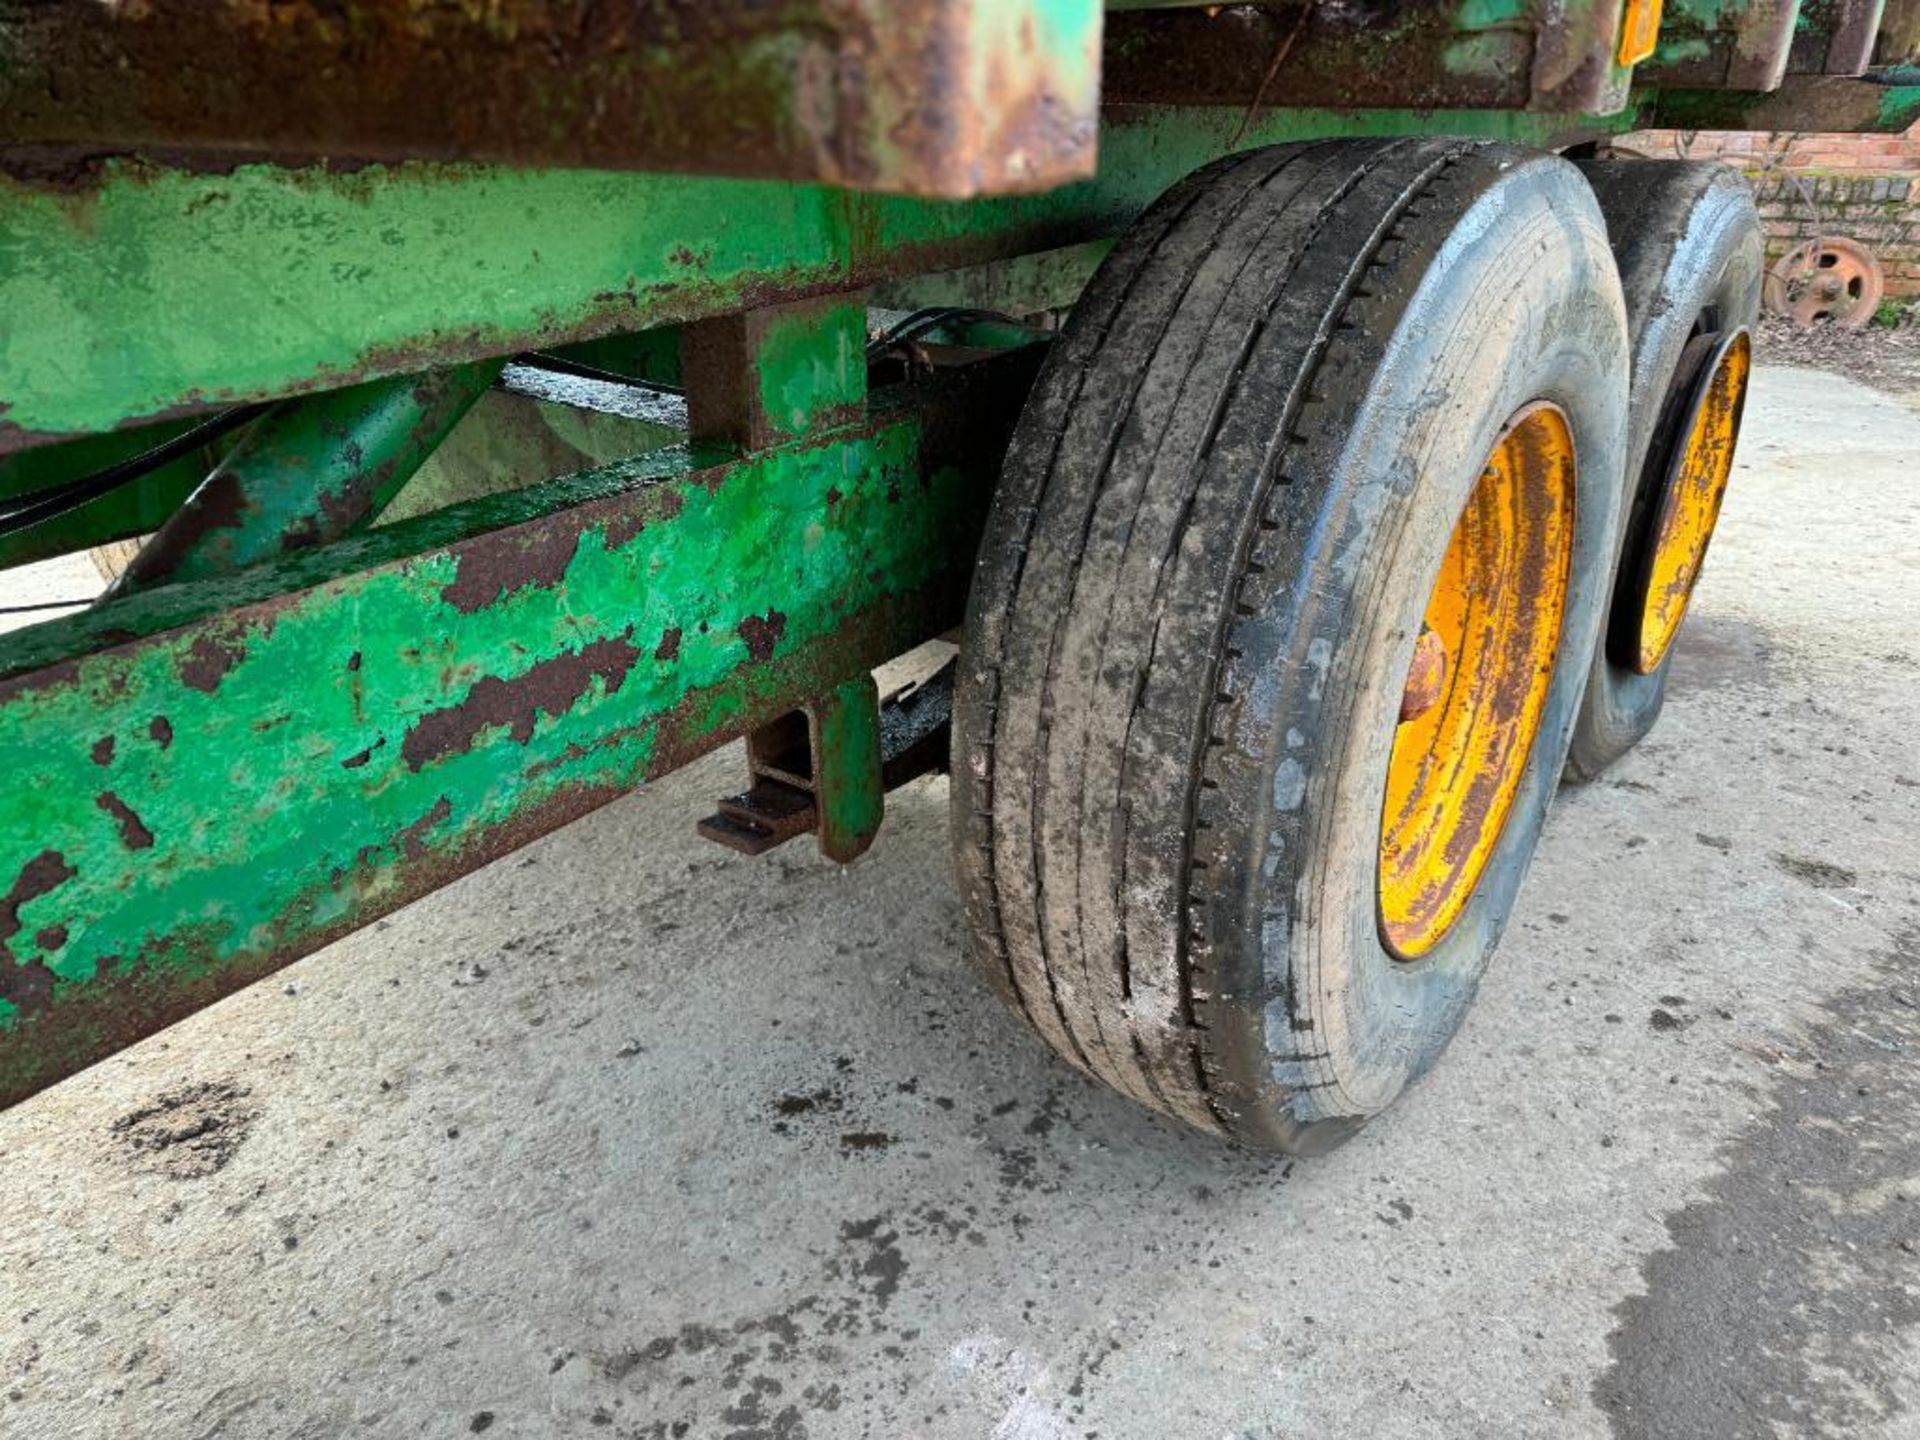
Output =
[{"x1": 1566, "y1": 159, "x2": 1763, "y2": 780}]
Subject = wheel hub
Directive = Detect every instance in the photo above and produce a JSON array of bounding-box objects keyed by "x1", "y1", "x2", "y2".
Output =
[
  {"x1": 1378, "y1": 403, "x2": 1576, "y2": 960},
  {"x1": 1765, "y1": 238, "x2": 1884, "y2": 330}
]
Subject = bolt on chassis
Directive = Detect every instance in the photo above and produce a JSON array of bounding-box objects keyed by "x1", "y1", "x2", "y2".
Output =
[{"x1": 1, "y1": 1, "x2": 1915, "y2": 1151}]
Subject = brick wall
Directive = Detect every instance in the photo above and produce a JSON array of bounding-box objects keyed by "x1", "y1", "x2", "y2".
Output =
[{"x1": 1622, "y1": 124, "x2": 1920, "y2": 298}]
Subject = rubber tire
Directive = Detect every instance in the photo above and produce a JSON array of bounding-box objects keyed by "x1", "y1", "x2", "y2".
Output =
[
  {"x1": 1564, "y1": 161, "x2": 1763, "y2": 781},
  {"x1": 951, "y1": 138, "x2": 1630, "y2": 1152}
]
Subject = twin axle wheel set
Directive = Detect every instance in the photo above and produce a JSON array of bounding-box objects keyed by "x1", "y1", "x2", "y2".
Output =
[
  {"x1": 0, "y1": 138, "x2": 1760, "y2": 1149},
  {"x1": 952, "y1": 140, "x2": 1760, "y2": 1152}
]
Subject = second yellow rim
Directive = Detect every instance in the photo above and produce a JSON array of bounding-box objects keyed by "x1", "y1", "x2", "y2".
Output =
[
  {"x1": 1378, "y1": 402, "x2": 1576, "y2": 960},
  {"x1": 1628, "y1": 329, "x2": 1751, "y2": 675}
]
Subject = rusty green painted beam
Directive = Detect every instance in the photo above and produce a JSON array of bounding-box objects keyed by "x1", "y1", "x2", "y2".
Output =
[
  {"x1": 691, "y1": 293, "x2": 882, "y2": 863},
  {"x1": 1104, "y1": 0, "x2": 1637, "y2": 114},
  {"x1": 0, "y1": 0, "x2": 1102, "y2": 201},
  {"x1": 1642, "y1": 70, "x2": 1920, "y2": 129},
  {"x1": 1637, "y1": 0, "x2": 1805, "y2": 91},
  {"x1": 683, "y1": 296, "x2": 869, "y2": 452},
  {"x1": 0, "y1": 106, "x2": 1627, "y2": 455},
  {"x1": 0, "y1": 353, "x2": 1038, "y2": 1108},
  {"x1": 106, "y1": 361, "x2": 501, "y2": 596}
]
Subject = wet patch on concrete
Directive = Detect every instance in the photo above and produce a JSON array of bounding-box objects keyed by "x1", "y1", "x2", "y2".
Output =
[
  {"x1": 1665, "y1": 612, "x2": 1773, "y2": 695},
  {"x1": 567, "y1": 1081, "x2": 1101, "y2": 1439},
  {"x1": 109, "y1": 1078, "x2": 256, "y2": 1180},
  {"x1": 1772, "y1": 852, "x2": 1859, "y2": 890},
  {"x1": 578, "y1": 1207, "x2": 936, "y2": 1438},
  {"x1": 1595, "y1": 927, "x2": 1920, "y2": 1439}
]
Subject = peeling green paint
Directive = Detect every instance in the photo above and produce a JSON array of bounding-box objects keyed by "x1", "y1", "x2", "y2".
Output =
[
  {"x1": 0, "y1": 357, "x2": 1033, "y2": 1104},
  {"x1": 1878, "y1": 84, "x2": 1920, "y2": 132}
]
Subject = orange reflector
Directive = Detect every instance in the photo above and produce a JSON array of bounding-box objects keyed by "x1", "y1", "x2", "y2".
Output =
[{"x1": 1618, "y1": 0, "x2": 1663, "y2": 67}]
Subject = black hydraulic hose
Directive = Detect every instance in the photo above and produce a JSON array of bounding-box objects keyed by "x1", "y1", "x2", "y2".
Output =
[
  {"x1": 0, "y1": 598, "x2": 92, "y2": 615},
  {"x1": 865, "y1": 306, "x2": 1022, "y2": 359},
  {"x1": 0, "y1": 405, "x2": 267, "y2": 540}
]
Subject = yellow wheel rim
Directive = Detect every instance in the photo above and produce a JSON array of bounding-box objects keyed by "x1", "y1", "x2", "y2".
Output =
[
  {"x1": 1628, "y1": 329, "x2": 1750, "y2": 674},
  {"x1": 1378, "y1": 403, "x2": 1576, "y2": 960}
]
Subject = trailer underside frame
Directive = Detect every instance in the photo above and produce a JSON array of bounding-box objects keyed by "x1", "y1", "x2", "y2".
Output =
[{"x1": 1, "y1": 0, "x2": 1916, "y2": 1107}]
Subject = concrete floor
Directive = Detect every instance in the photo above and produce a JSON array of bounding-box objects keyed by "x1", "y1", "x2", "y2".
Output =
[{"x1": 2, "y1": 365, "x2": 1918, "y2": 1440}]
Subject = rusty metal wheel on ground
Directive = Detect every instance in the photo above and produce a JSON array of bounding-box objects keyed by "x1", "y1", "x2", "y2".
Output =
[
  {"x1": 1567, "y1": 160, "x2": 1764, "y2": 781},
  {"x1": 952, "y1": 139, "x2": 1631, "y2": 1152},
  {"x1": 1764, "y1": 236, "x2": 1884, "y2": 330}
]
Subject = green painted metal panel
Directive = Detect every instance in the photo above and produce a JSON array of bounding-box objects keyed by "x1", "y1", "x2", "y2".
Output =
[
  {"x1": 0, "y1": 107, "x2": 1625, "y2": 453},
  {"x1": 0, "y1": 356, "x2": 1036, "y2": 1107},
  {"x1": 1879, "y1": 78, "x2": 1920, "y2": 126}
]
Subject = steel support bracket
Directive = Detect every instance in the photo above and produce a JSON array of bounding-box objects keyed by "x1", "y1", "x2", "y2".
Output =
[{"x1": 697, "y1": 661, "x2": 956, "y2": 864}]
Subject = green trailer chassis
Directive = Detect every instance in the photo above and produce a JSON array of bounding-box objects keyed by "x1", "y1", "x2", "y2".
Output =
[{"x1": 1, "y1": 0, "x2": 1916, "y2": 1107}]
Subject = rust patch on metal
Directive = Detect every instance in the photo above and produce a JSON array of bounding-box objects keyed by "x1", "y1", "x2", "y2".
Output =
[
  {"x1": 0, "y1": 957, "x2": 55, "y2": 1014},
  {"x1": 396, "y1": 797, "x2": 454, "y2": 862},
  {"x1": 1399, "y1": 628, "x2": 1450, "y2": 724},
  {"x1": 1104, "y1": 5, "x2": 1530, "y2": 112},
  {"x1": 178, "y1": 633, "x2": 243, "y2": 693},
  {"x1": 440, "y1": 525, "x2": 583, "y2": 615},
  {"x1": 0, "y1": 850, "x2": 77, "y2": 1015},
  {"x1": 95, "y1": 792, "x2": 156, "y2": 851},
  {"x1": 736, "y1": 610, "x2": 788, "y2": 663},
  {"x1": 0, "y1": 851, "x2": 76, "y2": 942},
  {"x1": 600, "y1": 508, "x2": 650, "y2": 551},
  {"x1": 0, "y1": 0, "x2": 1097, "y2": 198},
  {"x1": 400, "y1": 630, "x2": 642, "y2": 771}
]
